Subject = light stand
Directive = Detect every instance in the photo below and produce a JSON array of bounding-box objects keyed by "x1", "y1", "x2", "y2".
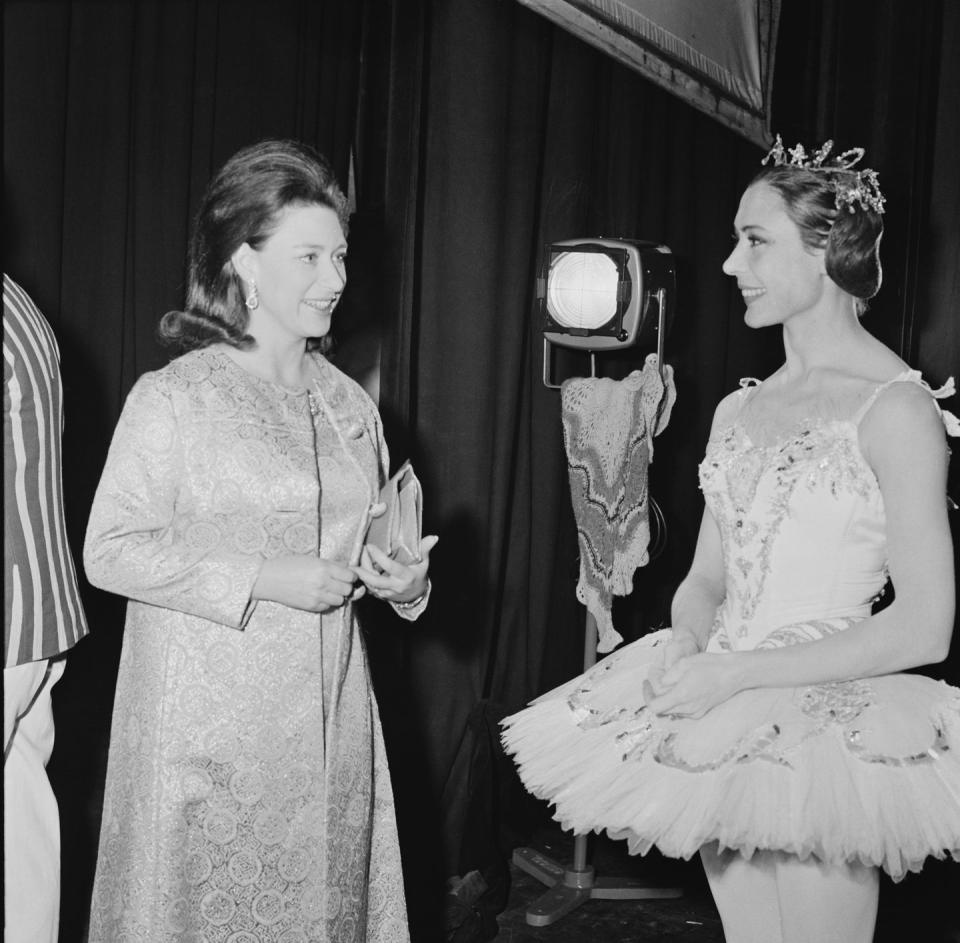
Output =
[
  {"x1": 514, "y1": 240, "x2": 682, "y2": 926},
  {"x1": 511, "y1": 607, "x2": 683, "y2": 926}
]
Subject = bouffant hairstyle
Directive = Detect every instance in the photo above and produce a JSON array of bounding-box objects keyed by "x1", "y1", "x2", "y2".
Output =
[
  {"x1": 750, "y1": 164, "x2": 884, "y2": 315},
  {"x1": 159, "y1": 139, "x2": 349, "y2": 351}
]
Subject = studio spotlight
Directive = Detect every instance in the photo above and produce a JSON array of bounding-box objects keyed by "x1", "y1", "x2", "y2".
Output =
[{"x1": 539, "y1": 238, "x2": 675, "y2": 387}]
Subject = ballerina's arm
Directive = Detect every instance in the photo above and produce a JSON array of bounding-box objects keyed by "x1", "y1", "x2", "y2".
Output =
[
  {"x1": 660, "y1": 392, "x2": 742, "y2": 671},
  {"x1": 665, "y1": 509, "x2": 726, "y2": 666},
  {"x1": 648, "y1": 381, "x2": 955, "y2": 718}
]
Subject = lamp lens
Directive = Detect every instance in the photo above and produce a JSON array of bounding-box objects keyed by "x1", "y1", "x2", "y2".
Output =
[{"x1": 547, "y1": 251, "x2": 619, "y2": 329}]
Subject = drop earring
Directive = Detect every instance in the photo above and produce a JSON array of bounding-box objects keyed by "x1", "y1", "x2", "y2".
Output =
[{"x1": 245, "y1": 281, "x2": 260, "y2": 310}]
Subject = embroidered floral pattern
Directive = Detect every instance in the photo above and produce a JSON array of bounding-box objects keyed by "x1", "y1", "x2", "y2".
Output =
[
  {"x1": 655, "y1": 724, "x2": 790, "y2": 772},
  {"x1": 701, "y1": 419, "x2": 882, "y2": 626},
  {"x1": 798, "y1": 680, "x2": 874, "y2": 726}
]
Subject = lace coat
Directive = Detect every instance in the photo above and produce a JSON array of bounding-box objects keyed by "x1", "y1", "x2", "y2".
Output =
[{"x1": 84, "y1": 347, "x2": 420, "y2": 942}]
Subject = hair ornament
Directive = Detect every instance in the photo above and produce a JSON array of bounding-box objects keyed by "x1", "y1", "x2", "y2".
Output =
[{"x1": 762, "y1": 134, "x2": 886, "y2": 215}]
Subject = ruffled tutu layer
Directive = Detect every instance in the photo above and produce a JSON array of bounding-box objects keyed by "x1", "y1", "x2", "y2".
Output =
[{"x1": 501, "y1": 629, "x2": 960, "y2": 880}]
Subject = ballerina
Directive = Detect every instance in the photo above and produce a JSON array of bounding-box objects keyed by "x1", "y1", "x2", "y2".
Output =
[{"x1": 502, "y1": 137, "x2": 959, "y2": 943}]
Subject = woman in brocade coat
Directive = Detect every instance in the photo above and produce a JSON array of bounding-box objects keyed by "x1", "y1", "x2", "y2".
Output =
[{"x1": 84, "y1": 140, "x2": 436, "y2": 943}]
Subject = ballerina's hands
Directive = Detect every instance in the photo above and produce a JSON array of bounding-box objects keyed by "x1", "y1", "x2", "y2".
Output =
[
  {"x1": 660, "y1": 629, "x2": 700, "y2": 673},
  {"x1": 644, "y1": 637, "x2": 746, "y2": 719},
  {"x1": 353, "y1": 535, "x2": 439, "y2": 604}
]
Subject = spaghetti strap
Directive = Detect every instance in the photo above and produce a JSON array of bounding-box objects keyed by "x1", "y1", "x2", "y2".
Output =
[
  {"x1": 736, "y1": 377, "x2": 761, "y2": 414},
  {"x1": 852, "y1": 369, "x2": 921, "y2": 426},
  {"x1": 852, "y1": 369, "x2": 960, "y2": 437}
]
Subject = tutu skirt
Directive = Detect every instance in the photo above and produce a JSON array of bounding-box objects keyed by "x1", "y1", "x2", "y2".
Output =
[{"x1": 501, "y1": 629, "x2": 960, "y2": 880}]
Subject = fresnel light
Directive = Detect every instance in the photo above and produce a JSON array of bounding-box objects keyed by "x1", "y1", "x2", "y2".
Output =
[{"x1": 539, "y1": 238, "x2": 675, "y2": 387}]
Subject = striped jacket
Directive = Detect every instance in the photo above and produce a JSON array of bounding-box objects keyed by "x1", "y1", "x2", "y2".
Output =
[{"x1": 4, "y1": 274, "x2": 88, "y2": 666}]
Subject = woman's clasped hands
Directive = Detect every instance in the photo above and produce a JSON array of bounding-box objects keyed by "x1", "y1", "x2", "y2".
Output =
[
  {"x1": 643, "y1": 629, "x2": 747, "y2": 720},
  {"x1": 252, "y1": 555, "x2": 360, "y2": 613},
  {"x1": 353, "y1": 535, "x2": 439, "y2": 605}
]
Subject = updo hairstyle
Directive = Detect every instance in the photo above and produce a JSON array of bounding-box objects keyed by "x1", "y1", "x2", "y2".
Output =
[
  {"x1": 159, "y1": 139, "x2": 349, "y2": 351},
  {"x1": 750, "y1": 164, "x2": 884, "y2": 314}
]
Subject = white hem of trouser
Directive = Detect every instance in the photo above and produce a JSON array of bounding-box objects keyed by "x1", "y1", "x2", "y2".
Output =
[{"x1": 4, "y1": 657, "x2": 66, "y2": 943}]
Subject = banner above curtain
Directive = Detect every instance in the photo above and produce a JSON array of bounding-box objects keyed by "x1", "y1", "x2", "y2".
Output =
[{"x1": 514, "y1": 0, "x2": 779, "y2": 147}]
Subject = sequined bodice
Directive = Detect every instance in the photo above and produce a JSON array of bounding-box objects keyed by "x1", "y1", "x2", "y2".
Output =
[{"x1": 699, "y1": 413, "x2": 887, "y2": 651}]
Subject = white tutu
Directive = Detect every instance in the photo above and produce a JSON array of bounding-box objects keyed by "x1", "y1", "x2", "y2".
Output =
[{"x1": 502, "y1": 629, "x2": 960, "y2": 880}]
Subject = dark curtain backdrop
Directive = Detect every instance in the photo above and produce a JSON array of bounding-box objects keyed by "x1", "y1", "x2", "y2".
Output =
[
  {"x1": 356, "y1": 6, "x2": 777, "y2": 932},
  {"x1": 358, "y1": 0, "x2": 960, "y2": 935},
  {"x1": 3, "y1": 1, "x2": 368, "y2": 937},
  {"x1": 4, "y1": 0, "x2": 959, "y2": 940}
]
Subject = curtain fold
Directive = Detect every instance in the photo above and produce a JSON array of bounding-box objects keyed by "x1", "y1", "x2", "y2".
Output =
[
  {"x1": 362, "y1": 0, "x2": 958, "y2": 932},
  {"x1": 770, "y1": 0, "x2": 959, "y2": 673},
  {"x1": 359, "y1": 6, "x2": 774, "y2": 932},
  {"x1": 4, "y1": 3, "x2": 366, "y2": 937}
]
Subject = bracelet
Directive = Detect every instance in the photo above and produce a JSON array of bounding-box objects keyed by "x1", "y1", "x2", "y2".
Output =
[
  {"x1": 393, "y1": 594, "x2": 425, "y2": 610},
  {"x1": 394, "y1": 586, "x2": 428, "y2": 609}
]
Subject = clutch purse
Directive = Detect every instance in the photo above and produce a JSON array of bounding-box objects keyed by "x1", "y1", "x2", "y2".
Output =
[{"x1": 365, "y1": 461, "x2": 423, "y2": 565}]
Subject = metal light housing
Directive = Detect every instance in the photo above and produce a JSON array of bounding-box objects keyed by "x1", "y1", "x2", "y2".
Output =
[{"x1": 539, "y1": 238, "x2": 675, "y2": 387}]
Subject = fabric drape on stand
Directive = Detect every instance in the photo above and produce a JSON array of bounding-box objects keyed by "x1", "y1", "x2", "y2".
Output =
[{"x1": 561, "y1": 358, "x2": 677, "y2": 653}]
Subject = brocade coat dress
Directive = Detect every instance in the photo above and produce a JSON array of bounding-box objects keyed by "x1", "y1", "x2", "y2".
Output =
[{"x1": 84, "y1": 347, "x2": 421, "y2": 943}]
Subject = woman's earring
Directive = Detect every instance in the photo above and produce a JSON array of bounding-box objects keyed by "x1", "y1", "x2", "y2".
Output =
[{"x1": 245, "y1": 281, "x2": 260, "y2": 310}]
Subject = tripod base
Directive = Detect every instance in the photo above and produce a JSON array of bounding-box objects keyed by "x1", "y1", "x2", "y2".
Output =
[{"x1": 512, "y1": 845, "x2": 683, "y2": 927}]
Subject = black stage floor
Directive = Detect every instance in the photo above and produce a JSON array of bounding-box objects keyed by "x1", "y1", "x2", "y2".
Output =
[{"x1": 494, "y1": 827, "x2": 960, "y2": 943}]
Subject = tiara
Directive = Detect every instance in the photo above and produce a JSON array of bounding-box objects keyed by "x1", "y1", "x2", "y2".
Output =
[{"x1": 762, "y1": 135, "x2": 886, "y2": 215}]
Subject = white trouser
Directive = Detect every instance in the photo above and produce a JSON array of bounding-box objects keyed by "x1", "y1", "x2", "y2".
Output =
[
  {"x1": 4, "y1": 657, "x2": 66, "y2": 943},
  {"x1": 701, "y1": 842, "x2": 879, "y2": 943}
]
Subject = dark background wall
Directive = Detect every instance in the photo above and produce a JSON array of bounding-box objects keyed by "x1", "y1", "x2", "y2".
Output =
[{"x1": 4, "y1": 0, "x2": 958, "y2": 939}]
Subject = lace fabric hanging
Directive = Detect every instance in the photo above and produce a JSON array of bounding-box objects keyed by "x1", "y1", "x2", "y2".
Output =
[{"x1": 561, "y1": 353, "x2": 677, "y2": 652}]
